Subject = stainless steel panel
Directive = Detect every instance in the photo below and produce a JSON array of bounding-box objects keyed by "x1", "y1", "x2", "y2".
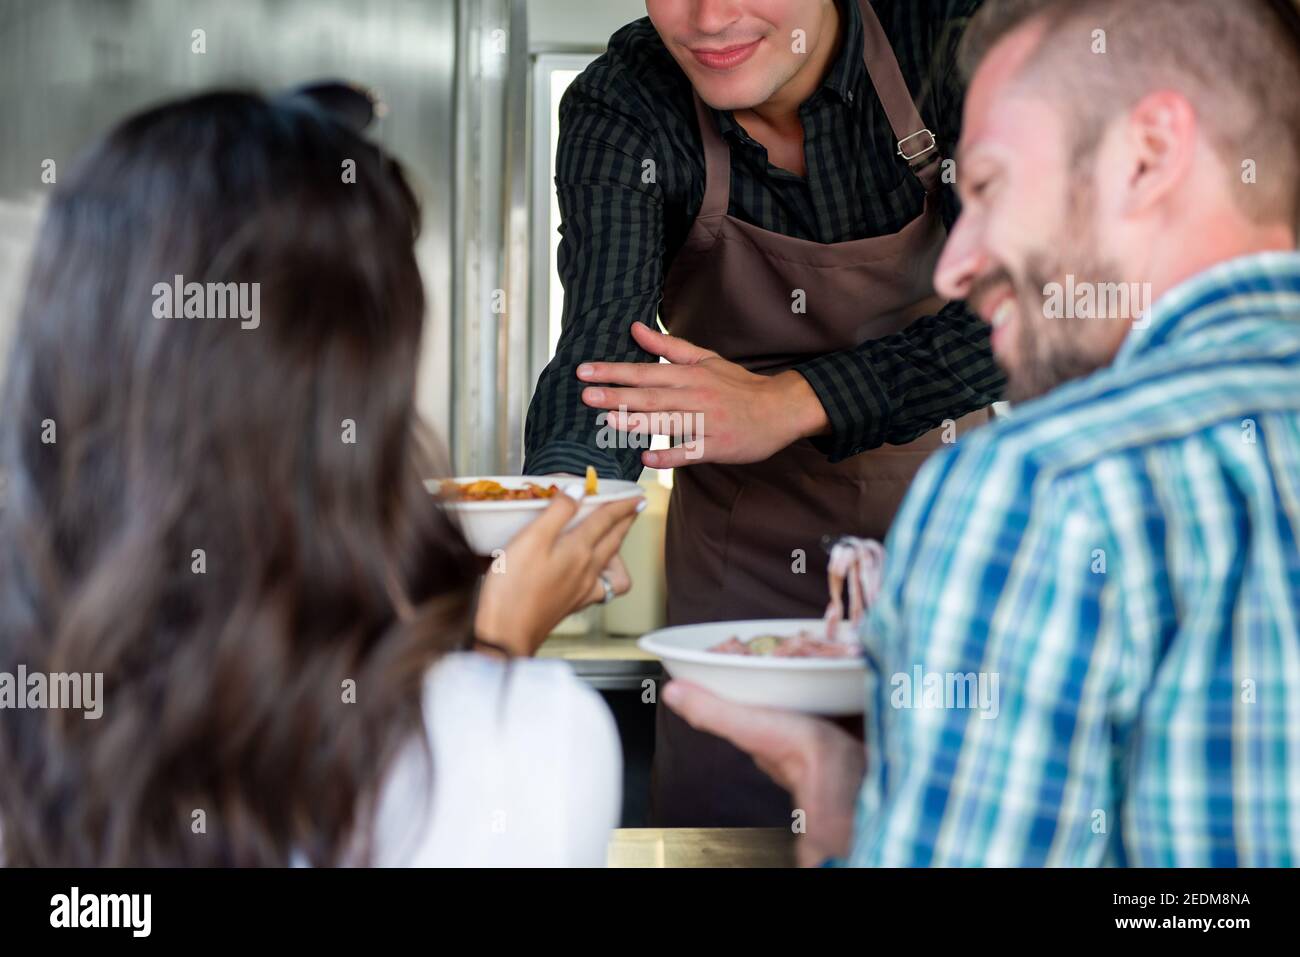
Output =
[
  {"x1": 451, "y1": 0, "x2": 530, "y2": 475},
  {"x1": 0, "y1": 0, "x2": 456, "y2": 442}
]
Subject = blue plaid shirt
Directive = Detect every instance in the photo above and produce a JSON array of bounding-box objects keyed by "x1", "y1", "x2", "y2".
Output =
[{"x1": 848, "y1": 252, "x2": 1300, "y2": 866}]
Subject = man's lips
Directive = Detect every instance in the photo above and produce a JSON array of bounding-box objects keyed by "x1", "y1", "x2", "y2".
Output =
[
  {"x1": 977, "y1": 290, "x2": 1018, "y2": 353},
  {"x1": 690, "y1": 39, "x2": 761, "y2": 71}
]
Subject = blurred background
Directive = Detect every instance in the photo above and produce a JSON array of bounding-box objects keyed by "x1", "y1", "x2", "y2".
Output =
[{"x1": 0, "y1": 0, "x2": 646, "y2": 475}]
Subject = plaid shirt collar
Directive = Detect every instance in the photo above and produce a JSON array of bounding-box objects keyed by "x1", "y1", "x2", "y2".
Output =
[{"x1": 1115, "y1": 251, "x2": 1300, "y2": 369}]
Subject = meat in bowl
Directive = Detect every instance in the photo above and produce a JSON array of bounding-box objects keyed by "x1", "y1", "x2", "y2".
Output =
[{"x1": 708, "y1": 631, "x2": 860, "y2": 658}]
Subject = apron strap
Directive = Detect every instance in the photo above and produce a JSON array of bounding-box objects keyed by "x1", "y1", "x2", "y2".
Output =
[
  {"x1": 692, "y1": 92, "x2": 733, "y2": 220},
  {"x1": 857, "y1": 0, "x2": 943, "y2": 193},
  {"x1": 691, "y1": 0, "x2": 943, "y2": 217}
]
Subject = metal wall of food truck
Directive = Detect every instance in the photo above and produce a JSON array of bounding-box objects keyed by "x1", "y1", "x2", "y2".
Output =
[{"x1": 0, "y1": 0, "x2": 644, "y2": 474}]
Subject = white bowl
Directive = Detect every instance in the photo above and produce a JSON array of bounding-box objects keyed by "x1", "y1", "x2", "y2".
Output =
[
  {"x1": 638, "y1": 618, "x2": 866, "y2": 716},
  {"x1": 427, "y1": 475, "x2": 644, "y2": 555}
]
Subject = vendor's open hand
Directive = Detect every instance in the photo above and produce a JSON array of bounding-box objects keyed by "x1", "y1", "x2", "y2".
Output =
[
  {"x1": 663, "y1": 679, "x2": 865, "y2": 867},
  {"x1": 577, "y1": 323, "x2": 830, "y2": 469}
]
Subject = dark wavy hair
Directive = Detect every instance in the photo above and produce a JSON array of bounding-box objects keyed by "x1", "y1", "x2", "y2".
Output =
[{"x1": 0, "y1": 90, "x2": 479, "y2": 865}]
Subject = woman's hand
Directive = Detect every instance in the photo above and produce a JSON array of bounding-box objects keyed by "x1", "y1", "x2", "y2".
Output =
[{"x1": 475, "y1": 489, "x2": 642, "y2": 656}]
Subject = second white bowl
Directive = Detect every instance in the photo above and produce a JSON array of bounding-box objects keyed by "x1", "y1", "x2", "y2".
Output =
[{"x1": 638, "y1": 618, "x2": 866, "y2": 716}]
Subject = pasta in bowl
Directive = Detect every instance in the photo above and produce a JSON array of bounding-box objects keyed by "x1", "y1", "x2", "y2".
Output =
[{"x1": 427, "y1": 472, "x2": 643, "y2": 555}]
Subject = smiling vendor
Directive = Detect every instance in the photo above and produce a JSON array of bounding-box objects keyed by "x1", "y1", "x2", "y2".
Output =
[{"x1": 523, "y1": 0, "x2": 1003, "y2": 826}]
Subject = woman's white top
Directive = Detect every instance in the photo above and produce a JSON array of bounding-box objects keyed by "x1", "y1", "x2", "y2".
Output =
[
  {"x1": 0, "y1": 653, "x2": 619, "y2": 867},
  {"x1": 369, "y1": 652, "x2": 622, "y2": 867}
]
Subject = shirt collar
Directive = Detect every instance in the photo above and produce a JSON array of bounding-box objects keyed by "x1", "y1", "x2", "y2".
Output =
[
  {"x1": 1114, "y1": 251, "x2": 1300, "y2": 368},
  {"x1": 714, "y1": 0, "x2": 864, "y2": 146},
  {"x1": 821, "y1": 0, "x2": 865, "y2": 104}
]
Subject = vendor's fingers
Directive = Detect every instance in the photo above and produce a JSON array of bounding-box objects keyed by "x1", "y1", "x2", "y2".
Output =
[
  {"x1": 577, "y1": 360, "x2": 695, "y2": 388},
  {"x1": 642, "y1": 442, "x2": 708, "y2": 470},
  {"x1": 582, "y1": 385, "x2": 702, "y2": 413}
]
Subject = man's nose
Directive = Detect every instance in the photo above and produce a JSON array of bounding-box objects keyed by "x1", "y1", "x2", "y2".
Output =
[
  {"x1": 694, "y1": 0, "x2": 742, "y2": 35},
  {"x1": 934, "y1": 215, "x2": 985, "y2": 303}
]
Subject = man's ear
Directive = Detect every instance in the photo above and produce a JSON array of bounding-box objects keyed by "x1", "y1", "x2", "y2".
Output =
[{"x1": 1122, "y1": 90, "x2": 1198, "y2": 217}]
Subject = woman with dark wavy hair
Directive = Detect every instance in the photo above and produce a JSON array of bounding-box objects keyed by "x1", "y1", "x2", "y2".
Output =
[{"x1": 0, "y1": 89, "x2": 638, "y2": 866}]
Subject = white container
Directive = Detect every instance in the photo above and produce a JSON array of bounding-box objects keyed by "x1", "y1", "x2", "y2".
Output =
[
  {"x1": 603, "y1": 473, "x2": 669, "y2": 636},
  {"x1": 638, "y1": 618, "x2": 866, "y2": 716},
  {"x1": 428, "y1": 475, "x2": 644, "y2": 556}
]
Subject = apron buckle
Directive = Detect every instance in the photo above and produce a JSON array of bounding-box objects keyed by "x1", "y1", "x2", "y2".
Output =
[{"x1": 897, "y1": 128, "x2": 937, "y2": 162}]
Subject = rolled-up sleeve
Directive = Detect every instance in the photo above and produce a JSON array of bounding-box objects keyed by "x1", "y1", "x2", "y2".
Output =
[{"x1": 522, "y1": 85, "x2": 666, "y2": 481}]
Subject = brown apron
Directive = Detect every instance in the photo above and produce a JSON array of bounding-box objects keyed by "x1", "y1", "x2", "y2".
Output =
[{"x1": 650, "y1": 0, "x2": 989, "y2": 826}]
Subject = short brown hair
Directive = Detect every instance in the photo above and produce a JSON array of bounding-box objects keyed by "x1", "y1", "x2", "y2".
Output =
[{"x1": 957, "y1": 0, "x2": 1300, "y2": 226}]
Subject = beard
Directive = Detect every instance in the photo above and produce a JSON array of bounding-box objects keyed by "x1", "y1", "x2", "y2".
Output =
[
  {"x1": 999, "y1": 177, "x2": 1129, "y2": 403},
  {"x1": 1003, "y1": 262, "x2": 1124, "y2": 403}
]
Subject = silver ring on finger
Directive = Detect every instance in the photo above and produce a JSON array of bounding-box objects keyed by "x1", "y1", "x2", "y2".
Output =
[{"x1": 598, "y1": 573, "x2": 616, "y2": 604}]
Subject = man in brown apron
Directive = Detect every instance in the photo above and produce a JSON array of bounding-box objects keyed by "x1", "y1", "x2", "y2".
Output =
[
  {"x1": 522, "y1": 0, "x2": 999, "y2": 825},
  {"x1": 651, "y1": 0, "x2": 987, "y2": 826}
]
